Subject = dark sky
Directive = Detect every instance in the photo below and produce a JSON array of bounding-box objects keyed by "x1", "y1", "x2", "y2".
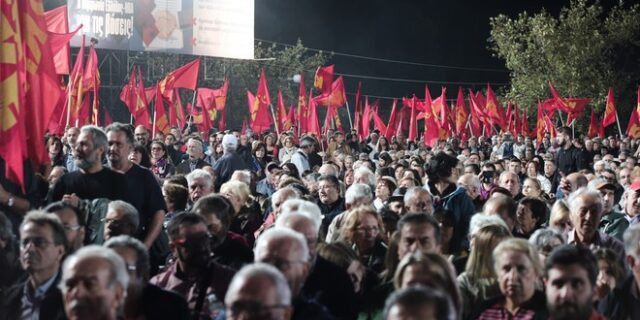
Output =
[{"x1": 253, "y1": 0, "x2": 595, "y2": 103}]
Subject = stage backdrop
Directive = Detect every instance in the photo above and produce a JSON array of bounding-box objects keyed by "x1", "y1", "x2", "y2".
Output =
[{"x1": 67, "y1": 0, "x2": 254, "y2": 59}]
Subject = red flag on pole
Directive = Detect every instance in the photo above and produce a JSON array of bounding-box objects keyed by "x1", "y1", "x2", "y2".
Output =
[
  {"x1": 628, "y1": 89, "x2": 640, "y2": 139},
  {"x1": 133, "y1": 66, "x2": 151, "y2": 128},
  {"x1": 276, "y1": 90, "x2": 288, "y2": 132},
  {"x1": 588, "y1": 109, "x2": 604, "y2": 138},
  {"x1": 486, "y1": 84, "x2": 507, "y2": 130},
  {"x1": 454, "y1": 87, "x2": 469, "y2": 136},
  {"x1": 158, "y1": 58, "x2": 201, "y2": 100},
  {"x1": 602, "y1": 87, "x2": 617, "y2": 128},
  {"x1": 316, "y1": 76, "x2": 346, "y2": 108},
  {"x1": 284, "y1": 105, "x2": 295, "y2": 131},
  {"x1": 83, "y1": 43, "x2": 100, "y2": 125},
  {"x1": 385, "y1": 99, "x2": 399, "y2": 140},
  {"x1": 250, "y1": 69, "x2": 272, "y2": 133},
  {"x1": 296, "y1": 73, "x2": 308, "y2": 134},
  {"x1": 361, "y1": 97, "x2": 372, "y2": 138},
  {"x1": 406, "y1": 96, "x2": 418, "y2": 141},
  {"x1": 314, "y1": 65, "x2": 334, "y2": 95},
  {"x1": 521, "y1": 107, "x2": 531, "y2": 138},
  {"x1": 307, "y1": 93, "x2": 321, "y2": 136},
  {"x1": 467, "y1": 90, "x2": 483, "y2": 137},
  {"x1": 153, "y1": 84, "x2": 169, "y2": 134},
  {"x1": 372, "y1": 107, "x2": 387, "y2": 134},
  {"x1": 353, "y1": 81, "x2": 362, "y2": 139},
  {"x1": 44, "y1": 5, "x2": 79, "y2": 75}
]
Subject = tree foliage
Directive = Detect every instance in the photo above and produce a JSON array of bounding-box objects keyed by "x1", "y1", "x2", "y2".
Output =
[
  {"x1": 489, "y1": 0, "x2": 640, "y2": 133},
  {"x1": 139, "y1": 40, "x2": 331, "y2": 129}
]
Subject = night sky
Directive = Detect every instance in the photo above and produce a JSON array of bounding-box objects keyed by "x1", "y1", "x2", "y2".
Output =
[{"x1": 254, "y1": 0, "x2": 615, "y2": 104}]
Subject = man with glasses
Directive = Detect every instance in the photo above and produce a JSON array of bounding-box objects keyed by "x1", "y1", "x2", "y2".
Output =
[
  {"x1": 254, "y1": 227, "x2": 334, "y2": 319},
  {"x1": 291, "y1": 137, "x2": 314, "y2": 175},
  {"x1": 151, "y1": 213, "x2": 235, "y2": 319},
  {"x1": 45, "y1": 201, "x2": 86, "y2": 253},
  {"x1": 316, "y1": 175, "x2": 345, "y2": 234},
  {"x1": 0, "y1": 211, "x2": 67, "y2": 320},
  {"x1": 103, "y1": 200, "x2": 140, "y2": 242},
  {"x1": 224, "y1": 263, "x2": 292, "y2": 320}
]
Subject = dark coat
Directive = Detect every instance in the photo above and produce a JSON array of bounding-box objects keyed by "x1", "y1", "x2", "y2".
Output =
[
  {"x1": 598, "y1": 276, "x2": 640, "y2": 320},
  {"x1": 303, "y1": 255, "x2": 358, "y2": 320},
  {"x1": 175, "y1": 158, "x2": 209, "y2": 175},
  {"x1": 0, "y1": 274, "x2": 66, "y2": 320}
]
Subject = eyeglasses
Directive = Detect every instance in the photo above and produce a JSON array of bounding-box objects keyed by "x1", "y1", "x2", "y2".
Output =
[
  {"x1": 63, "y1": 224, "x2": 82, "y2": 232},
  {"x1": 173, "y1": 233, "x2": 212, "y2": 250},
  {"x1": 20, "y1": 237, "x2": 53, "y2": 249},
  {"x1": 260, "y1": 257, "x2": 307, "y2": 271},
  {"x1": 355, "y1": 226, "x2": 380, "y2": 233},
  {"x1": 101, "y1": 218, "x2": 126, "y2": 229},
  {"x1": 227, "y1": 301, "x2": 289, "y2": 318}
]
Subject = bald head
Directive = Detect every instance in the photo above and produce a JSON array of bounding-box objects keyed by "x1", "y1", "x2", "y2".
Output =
[{"x1": 271, "y1": 188, "x2": 300, "y2": 218}]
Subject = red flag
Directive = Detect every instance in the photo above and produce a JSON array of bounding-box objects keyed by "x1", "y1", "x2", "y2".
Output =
[
  {"x1": 307, "y1": 93, "x2": 321, "y2": 136},
  {"x1": 83, "y1": 43, "x2": 100, "y2": 125},
  {"x1": 120, "y1": 67, "x2": 137, "y2": 120},
  {"x1": 284, "y1": 105, "x2": 296, "y2": 131},
  {"x1": 316, "y1": 76, "x2": 346, "y2": 108},
  {"x1": 1, "y1": 0, "x2": 62, "y2": 188},
  {"x1": 588, "y1": 109, "x2": 604, "y2": 138},
  {"x1": 67, "y1": 35, "x2": 85, "y2": 125},
  {"x1": 547, "y1": 81, "x2": 590, "y2": 125},
  {"x1": 486, "y1": 84, "x2": 507, "y2": 130},
  {"x1": 467, "y1": 90, "x2": 483, "y2": 137},
  {"x1": 432, "y1": 87, "x2": 450, "y2": 130},
  {"x1": 296, "y1": 73, "x2": 308, "y2": 133},
  {"x1": 454, "y1": 87, "x2": 469, "y2": 135},
  {"x1": 512, "y1": 104, "x2": 521, "y2": 136},
  {"x1": 423, "y1": 101, "x2": 444, "y2": 147},
  {"x1": 250, "y1": 69, "x2": 272, "y2": 133},
  {"x1": 218, "y1": 107, "x2": 226, "y2": 131},
  {"x1": 158, "y1": 58, "x2": 201, "y2": 100},
  {"x1": 506, "y1": 102, "x2": 513, "y2": 131},
  {"x1": 406, "y1": 96, "x2": 418, "y2": 141},
  {"x1": 153, "y1": 84, "x2": 169, "y2": 134},
  {"x1": 314, "y1": 65, "x2": 334, "y2": 95},
  {"x1": 353, "y1": 82, "x2": 362, "y2": 139},
  {"x1": 521, "y1": 107, "x2": 531, "y2": 137},
  {"x1": 44, "y1": 5, "x2": 76, "y2": 75},
  {"x1": 276, "y1": 90, "x2": 288, "y2": 132},
  {"x1": 361, "y1": 97, "x2": 372, "y2": 138},
  {"x1": 636, "y1": 86, "x2": 640, "y2": 116},
  {"x1": 536, "y1": 103, "x2": 546, "y2": 145},
  {"x1": 602, "y1": 87, "x2": 616, "y2": 128},
  {"x1": 627, "y1": 110, "x2": 640, "y2": 139},
  {"x1": 372, "y1": 107, "x2": 387, "y2": 134},
  {"x1": 385, "y1": 99, "x2": 399, "y2": 140},
  {"x1": 133, "y1": 66, "x2": 151, "y2": 128}
]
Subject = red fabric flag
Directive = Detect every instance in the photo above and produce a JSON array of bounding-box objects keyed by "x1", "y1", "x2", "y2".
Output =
[
  {"x1": 407, "y1": 96, "x2": 418, "y2": 141},
  {"x1": 361, "y1": 97, "x2": 372, "y2": 139},
  {"x1": 133, "y1": 66, "x2": 151, "y2": 128},
  {"x1": 536, "y1": 103, "x2": 546, "y2": 145},
  {"x1": 1, "y1": 0, "x2": 62, "y2": 188},
  {"x1": 385, "y1": 99, "x2": 399, "y2": 140},
  {"x1": 316, "y1": 76, "x2": 347, "y2": 108},
  {"x1": 276, "y1": 90, "x2": 288, "y2": 132},
  {"x1": 296, "y1": 73, "x2": 308, "y2": 133},
  {"x1": 68, "y1": 35, "x2": 85, "y2": 125},
  {"x1": 158, "y1": 58, "x2": 201, "y2": 100},
  {"x1": 284, "y1": 105, "x2": 295, "y2": 131},
  {"x1": 314, "y1": 65, "x2": 334, "y2": 95},
  {"x1": 250, "y1": 69, "x2": 272, "y2": 133},
  {"x1": 153, "y1": 84, "x2": 169, "y2": 134},
  {"x1": 218, "y1": 107, "x2": 226, "y2": 131},
  {"x1": 467, "y1": 90, "x2": 483, "y2": 137},
  {"x1": 547, "y1": 81, "x2": 590, "y2": 125},
  {"x1": 454, "y1": 87, "x2": 469, "y2": 135},
  {"x1": 512, "y1": 104, "x2": 520, "y2": 136},
  {"x1": 521, "y1": 107, "x2": 531, "y2": 138},
  {"x1": 373, "y1": 107, "x2": 387, "y2": 134},
  {"x1": 627, "y1": 109, "x2": 640, "y2": 139},
  {"x1": 423, "y1": 101, "x2": 444, "y2": 147},
  {"x1": 195, "y1": 88, "x2": 217, "y2": 133},
  {"x1": 506, "y1": 102, "x2": 513, "y2": 131},
  {"x1": 353, "y1": 82, "x2": 362, "y2": 139},
  {"x1": 120, "y1": 67, "x2": 137, "y2": 119},
  {"x1": 588, "y1": 109, "x2": 604, "y2": 138},
  {"x1": 486, "y1": 84, "x2": 507, "y2": 130},
  {"x1": 83, "y1": 43, "x2": 100, "y2": 125},
  {"x1": 602, "y1": 87, "x2": 617, "y2": 128},
  {"x1": 307, "y1": 93, "x2": 321, "y2": 136},
  {"x1": 44, "y1": 5, "x2": 74, "y2": 75},
  {"x1": 432, "y1": 87, "x2": 450, "y2": 130}
]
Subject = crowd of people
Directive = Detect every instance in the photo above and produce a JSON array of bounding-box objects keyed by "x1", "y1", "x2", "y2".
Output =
[{"x1": 2, "y1": 122, "x2": 640, "y2": 320}]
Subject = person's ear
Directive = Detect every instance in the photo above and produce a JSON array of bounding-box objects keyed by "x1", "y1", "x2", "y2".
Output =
[{"x1": 112, "y1": 284, "x2": 125, "y2": 309}]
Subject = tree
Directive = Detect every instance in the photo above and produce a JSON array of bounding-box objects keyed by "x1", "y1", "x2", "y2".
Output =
[
  {"x1": 489, "y1": 0, "x2": 640, "y2": 134},
  {"x1": 138, "y1": 39, "x2": 331, "y2": 130}
]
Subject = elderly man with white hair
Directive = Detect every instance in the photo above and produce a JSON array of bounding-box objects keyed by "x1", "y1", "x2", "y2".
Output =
[
  {"x1": 254, "y1": 227, "x2": 334, "y2": 319},
  {"x1": 254, "y1": 187, "x2": 300, "y2": 238},
  {"x1": 175, "y1": 137, "x2": 209, "y2": 174},
  {"x1": 276, "y1": 204, "x2": 358, "y2": 319},
  {"x1": 59, "y1": 245, "x2": 129, "y2": 320},
  {"x1": 458, "y1": 173, "x2": 483, "y2": 211},
  {"x1": 354, "y1": 167, "x2": 376, "y2": 192},
  {"x1": 186, "y1": 169, "x2": 215, "y2": 204},
  {"x1": 212, "y1": 134, "x2": 250, "y2": 191},
  {"x1": 566, "y1": 187, "x2": 625, "y2": 260},
  {"x1": 325, "y1": 183, "x2": 374, "y2": 243}
]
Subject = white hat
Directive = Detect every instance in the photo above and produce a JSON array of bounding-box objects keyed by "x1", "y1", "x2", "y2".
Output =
[{"x1": 222, "y1": 134, "x2": 238, "y2": 148}]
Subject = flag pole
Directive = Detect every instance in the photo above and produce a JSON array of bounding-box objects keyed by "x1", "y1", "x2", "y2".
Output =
[
  {"x1": 66, "y1": 80, "x2": 72, "y2": 128},
  {"x1": 152, "y1": 100, "x2": 157, "y2": 138},
  {"x1": 615, "y1": 111, "x2": 624, "y2": 138},
  {"x1": 269, "y1": 104, "x2": 280, "y2": 137},
  {"x1": 345, "y1": 100, "x2": 354, "y2": 130}
]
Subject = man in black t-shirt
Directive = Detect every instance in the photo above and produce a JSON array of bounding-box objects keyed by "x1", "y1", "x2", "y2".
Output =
[
  {"x1": 51, "y1": 125, "x2": 128, "y2": 204},
  {"x1": 555, "y1": 126, "x2": 586, "y2": 175}
]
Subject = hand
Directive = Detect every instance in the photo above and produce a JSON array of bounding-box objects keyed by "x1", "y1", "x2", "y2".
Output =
[{"x1": 62, "y1": 193, "x2": 80, "y2": 208}]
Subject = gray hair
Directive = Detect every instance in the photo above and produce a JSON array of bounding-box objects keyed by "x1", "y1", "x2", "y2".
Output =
[
  {"x1": 105, "y1": 122, "x2": 134, "y2": 146},
  {"x1": 187, "y1": 138, "x2": 204, "y2": 153},
  {"x1": 280, "y1": 199, "x2": 322, "y2": 229},
  {"x1": 60, "y1": 245, "x2": 129, "y2": 296},
  {"x1": 403, "y1": 187, "x2": 431, "y2": 204},
  {"x1": 345, "y1": 183, "x2": 373, "y2": 205},
  {"x1": 593, "y1": 160, "x2": 609, "y2": 172},
  {"x1": 225, "y1": 263, "x2": 291, "y2": 306},
  {"x1": 104, "y1": 235, "x2": 150, "y2": 281},
  {"x1": 107, "y1": 201, "x2": 139, "y2": 231},
  {"x1": 255, "y1": 227, "x2": 310, "y2": 263},
  {"x1": 80, "y1": 125, "x2": 108, "y2": 151},
  {"x1": 354, "y1": 167, "x2": 376, "y2": 189},
  {"x1": 458, "y1": 173, "x2": 481, "y2": 191},
  {"x1": 624, "y1": 223, "x2": 640, "y2": 259},
  {"x1": 231, "y1": 170, "x2": 252, "y2": 185},
  {"x1": 469, "y1": 214, "x2": 509, "y2": 237},
  {"x1": 276, "y1": 209, "x2": 321, "y2": 234},
  {"x1": 186, "y1": 169, "x2": 213, "y2": 189},
  {"x1": 528, "y1": 228, "x2": 564, "y2": 252},
  {"x1": 21, "y1": 210, "x2": 68, "y2": 251},
  {"x1": 383, "y1": 285, "x2": 454, "y2": 320},
  {"x1": 271, "y1": 188, "x2": 300, "y2": 211},
  {"x1": 566, "y1": 187, "x2": 603, "y2": 215}
]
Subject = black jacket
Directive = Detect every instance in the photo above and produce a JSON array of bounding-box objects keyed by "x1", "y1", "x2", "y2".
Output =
[
  {"x1": 303, "y1": 255, "x2": 358, "y2": 320},
  {"x1": 555, "y1": 145, "x2": 586, "y2": 175},
  {"x1": 175, "y1": 158, "x2": 209, "y2": 175},
  {"x1": 0, "y1": 274, "x2": 66, "y2": 320},
  {"x1": 598, "y1": 276, "x2": 640, "y2": 320}
]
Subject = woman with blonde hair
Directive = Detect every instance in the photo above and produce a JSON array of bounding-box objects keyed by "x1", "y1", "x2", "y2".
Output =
[
  {"x1": 476, "y1": 238, "x2": 547, "y2": 319},
  {"x1": 220, "y1": 180, "x2": 260, "y2": 246},
  {"x1": 458, "y1": 224, "x2": 512, "y2": 320},
  {"x1": 393, "y1": 251, "x2": 461, "y2": 313},
  {"x1": 549, "y1": 200, "x2": 572, "y2": 240},
  {"x1": 278, "y1": 135, "x2": 296, "y2": 163},
  {"x1": 340, "y1": 206, "x2": 387, "y2": 273}
]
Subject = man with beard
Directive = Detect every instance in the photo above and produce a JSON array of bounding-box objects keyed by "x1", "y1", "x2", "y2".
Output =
[
  {"x1": 0, "y1": 211, "x2": 67, "y2": 320},
  {"x1": 63, "y1": 126, "x2": 81, "y2": 172},
  {"x1": 316, "y1": 175, "x2": 345, "y2": 235},
  {"x1": 555, "y1": 126, "x2": 586, "y2": 175},
  {"x1": 545, "y1": 245, "x2": 604, "y2": 320},
  {"x1": 51, "y1": 125, "x2": 128, "y2": 203},
  {"x1": 150, "y1": 213, "x2": 235, "y2": 319},
  {"x1": 134, "y1": 125, "x2": 151, "y2": 150},
  {"x1": 59, "y1": 245, "x2": 128, "y2": 320},
  {"x1": 599, "y1": 223, "x2": 640, "y2": 318}
]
